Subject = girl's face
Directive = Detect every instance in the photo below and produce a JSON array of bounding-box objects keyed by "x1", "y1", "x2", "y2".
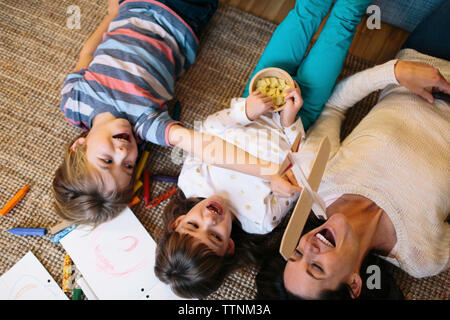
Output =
[
  {"x1": 172, "y1": 195, "x2": 235, "y2": 256},
  {"x1": 283, "y1": 213, "x2": 361, "y2": 299}
]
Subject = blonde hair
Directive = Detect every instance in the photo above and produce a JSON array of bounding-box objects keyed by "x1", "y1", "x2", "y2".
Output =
[{"x1": 52, "y1": 132, "x2": 135, "y2": 227}]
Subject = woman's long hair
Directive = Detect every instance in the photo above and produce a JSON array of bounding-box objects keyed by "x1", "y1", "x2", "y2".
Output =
[
  {"x1": 154, "y1": 189, "x2": 268, "y2": 299},
  {"x1": 255, "y1": 212, "x2": 404, "y2": 300}
]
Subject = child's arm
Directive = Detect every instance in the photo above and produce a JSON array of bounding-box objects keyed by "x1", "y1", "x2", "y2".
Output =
[
  {"x1": 74, "y1": 1, "x2": 119, "y2": 71},
  {"x1": 202, "y1": 98, "x2": 253, "y2": 135},
  {"x1": 168, "y1": 125, "x2": 302, "y2": 197},
  {"x1": 203, "y1": 90, "x2": 275, "y2": 135}
]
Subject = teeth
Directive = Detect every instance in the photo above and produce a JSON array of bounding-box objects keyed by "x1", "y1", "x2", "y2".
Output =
[
  {"x1": 208, "y1": 205, "x2": 219, "y2": 214},
  {"x1": 315, "y1": 233, "x2": 334, "y2": 248}
]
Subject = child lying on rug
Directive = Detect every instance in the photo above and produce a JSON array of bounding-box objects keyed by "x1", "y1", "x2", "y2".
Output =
[
  {"x1": 154, "y1": 0, "x2": 373, "y2": 299},
  {"x1": 52, "y1": 0, "x2": 300, "y2": 226}
]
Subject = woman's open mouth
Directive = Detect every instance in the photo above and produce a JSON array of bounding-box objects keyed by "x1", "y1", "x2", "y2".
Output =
[
  {"x1": 206, "y1": 201, "x2": 223, "y2": 216},
  {"x1": 112, "y1": 132, "x2": 131, "y2": 143},
  {"x1": 315, "y1": 227, "x2": 336, "y2": 248}
]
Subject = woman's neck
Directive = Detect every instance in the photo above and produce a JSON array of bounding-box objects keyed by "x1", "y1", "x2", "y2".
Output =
[{"x1": 327, "y1": 194, "x2": 396, "y2": 257}]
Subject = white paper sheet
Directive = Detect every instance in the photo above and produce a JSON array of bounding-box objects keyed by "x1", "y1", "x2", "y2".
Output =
[
  {"x1": 0, "y1": 251, "x2": 68, "y2": 300},
  {"x1": 60, "y1": 207, "x2": 186, "y2": 300}
]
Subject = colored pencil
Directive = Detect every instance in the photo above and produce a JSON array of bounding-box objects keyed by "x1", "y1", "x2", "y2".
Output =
[
  {"x1": 8, "y1": 227, "x2": 47, "y2": 236},
  {"x1": 0, "y1": 185, "x2": 30, "y2": 216}
]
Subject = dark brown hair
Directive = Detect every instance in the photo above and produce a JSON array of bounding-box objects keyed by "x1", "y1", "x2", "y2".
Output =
[
  {"x1": 154, "y1": 189, "x2": 267, "y2": 299},
  {"x1": 255, "y1": 212, "x2": 404, "y2": 300},
  {"x1": 52, "y1": 131, "x2": 135, "y2": 227}
]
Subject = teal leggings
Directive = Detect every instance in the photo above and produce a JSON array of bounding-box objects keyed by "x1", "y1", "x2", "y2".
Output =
[{"x1": 243, "y1": 0, "x2": 372, "y2": 131}]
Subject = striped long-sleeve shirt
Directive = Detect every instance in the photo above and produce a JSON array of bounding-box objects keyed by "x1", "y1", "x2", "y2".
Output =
[{"x1": 60, "y1": 0, "x2": 198, "y2": 146}]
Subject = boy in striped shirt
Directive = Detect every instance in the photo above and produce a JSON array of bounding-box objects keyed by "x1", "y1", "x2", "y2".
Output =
[{"x1": 53, "y1": 0, "x2": 301, "y2": 227}]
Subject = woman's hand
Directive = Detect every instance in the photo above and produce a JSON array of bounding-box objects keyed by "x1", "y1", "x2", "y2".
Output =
[
  {"x1": 280, "y1": 81, "x2": 303, "y2": 127},
  {"x1": 245, "y1": 90, "x2": 275, "y2": 121},
  {"x1": 269, "y1": 173, "x2": 302, "y2": 198},
  {"x1": 394, "y1": 60, "x2": 450, "y2": 103}
]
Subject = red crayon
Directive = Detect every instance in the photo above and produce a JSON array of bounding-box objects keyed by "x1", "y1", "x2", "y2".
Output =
[{"x1": 143, "y1": 169, "x2": 151, "y2": 205}]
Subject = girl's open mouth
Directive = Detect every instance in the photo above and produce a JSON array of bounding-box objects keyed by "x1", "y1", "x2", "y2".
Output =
[
  {"x1": 206, "y1": 201, "x2": 223, "y2": 216},
  {"x1": 315, "y1": 227, "x2": 336, "y2": 248}
]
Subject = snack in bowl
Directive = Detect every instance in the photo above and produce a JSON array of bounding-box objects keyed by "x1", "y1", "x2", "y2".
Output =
[
  {"x1": 255, "y1": 77, "x2": 292, "y2": 108},
  {"x1": 249, "y1": 67, "x2": 295, "y2": 111}
]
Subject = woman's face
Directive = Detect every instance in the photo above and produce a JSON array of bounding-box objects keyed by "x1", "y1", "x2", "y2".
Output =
[
  {"x1": 172, "y1": 195, "x2": 235, "y2": 256},
  {"x1": 283, "y1": 213, "x2": 361, "y2": 299}
]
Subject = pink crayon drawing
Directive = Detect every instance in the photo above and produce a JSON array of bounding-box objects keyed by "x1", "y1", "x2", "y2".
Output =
[{"x1": 90, "y1": 220, "x2": 148, "y2": 277}]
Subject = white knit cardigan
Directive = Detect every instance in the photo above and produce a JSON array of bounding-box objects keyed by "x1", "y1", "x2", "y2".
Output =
[{"x1": 299, "y1": 49, "x2": 450, "y2": 278}]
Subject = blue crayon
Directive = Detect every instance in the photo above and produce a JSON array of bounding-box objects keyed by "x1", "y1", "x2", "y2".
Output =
[
  {"x1": 151, "y1": 174, "x2": 178, "y2": 183},
  {"x1": 50, "y1": 224, "x2": 77, "y2": 244},
  {"x1": 8, "y1": 227, "x2": 47, "y2": 236}
]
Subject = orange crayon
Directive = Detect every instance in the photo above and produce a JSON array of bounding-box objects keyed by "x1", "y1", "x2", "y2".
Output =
[
  {"x1": 128, "y1": 195, "x2": 141, "y2": 208},
  {"x1": 0, "y1": 185, "x2": 30, "y2": 217}
]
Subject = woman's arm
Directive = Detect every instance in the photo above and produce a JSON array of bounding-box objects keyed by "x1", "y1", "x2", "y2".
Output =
[
  {"x1": 168, "y1": 125, "x2": 302, "y2": 197},
  {"x1": 74, "y1": 1, "x2": 119, "y2": 70},
  {"x1": 299, "y1": 59, "x2": 400, "y2": 164},
  {"x1": 300, "y1": 59, "x2": 450, "y2": 166}
]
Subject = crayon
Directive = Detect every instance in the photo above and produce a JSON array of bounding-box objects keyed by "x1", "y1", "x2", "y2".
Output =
[
  {"x1": 128, "y1": 195, "x2": 140, "y2": 207},
  {"x1": 50, "y1": 224, "x2": 77, "y2": 244},
  {"x1": 8, "y1": 227, "x2": 47, "y2": 236},
  {"x1": 72, "y1": 288, "x2": 82, "y2": 300},
  {"x1": 62, "y1": 254, "x2": 73, "y2": 292},
  {"x1": 49, "y1": 220, "x2": 73, "y2": 235},
  {"x1": 173, "y1": 100, "x2": 182, "y2": 121},
  {"x1": 143, "y1": 169, "x2": 151, "y2": 205},
  {"x1": 151, "y1": 174, "x2": 178, "y2": 183},
  {"x1": 135, "y1": 150, "x2": 149, "y2": 181},
  {"x1": 133, "y1": 180, "x2": 143, "y2": 194},
  {"x1": 1, "y1": 185, "x2": 30, "y2": 216}
]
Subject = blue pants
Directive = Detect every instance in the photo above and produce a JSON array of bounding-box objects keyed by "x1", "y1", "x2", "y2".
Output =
[
  {"x1": 119, "y1": 0, "x2": 218, "y2": 35},
  {"x1": 402, "y1": 0, "x2": 450, "y2": 60},
  {"x1": 243, "y1": 0, "x2": 372, "y2": 131}
]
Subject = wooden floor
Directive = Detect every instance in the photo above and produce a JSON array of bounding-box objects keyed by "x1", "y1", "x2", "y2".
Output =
[{"x1": 220, "y1": 0, "x2": 410, "y2": 64}]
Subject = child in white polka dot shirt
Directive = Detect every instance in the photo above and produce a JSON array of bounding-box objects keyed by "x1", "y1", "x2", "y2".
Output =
[{"x1": 177, "y1": 83, "x2": 304, "y2": 234}]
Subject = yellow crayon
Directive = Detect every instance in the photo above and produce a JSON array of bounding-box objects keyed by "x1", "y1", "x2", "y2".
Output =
[
  {"x1": 135, "y1": 151, "x2": 149, "y2": 181},
  {"x1": 133, "y1": 180, "x2": 143, "y2": 194},
  {"x1": 62, "y1": 254, "x2": 73, "y2": 293}
]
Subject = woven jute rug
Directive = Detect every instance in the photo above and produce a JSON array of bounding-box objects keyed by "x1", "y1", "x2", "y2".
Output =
[{"x1": 0, "y1": 0, "x2": 448, "y2": 300}]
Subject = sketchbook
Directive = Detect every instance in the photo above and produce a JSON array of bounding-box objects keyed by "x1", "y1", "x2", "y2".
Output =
[
  {"x1": 60, "y1": 206, "x2": 187, "y2": 300},
  {"x1": 0, "y1": 251, "x2": 68, "y2": 300}
]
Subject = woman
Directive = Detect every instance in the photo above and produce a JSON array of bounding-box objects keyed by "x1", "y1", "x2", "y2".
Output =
[
  {"x1": 154, "y1": 0, "x2": 373, "y2": 298},
  {"x1": 281, "y1": 0, "x2": 450, "y2": 299}
]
